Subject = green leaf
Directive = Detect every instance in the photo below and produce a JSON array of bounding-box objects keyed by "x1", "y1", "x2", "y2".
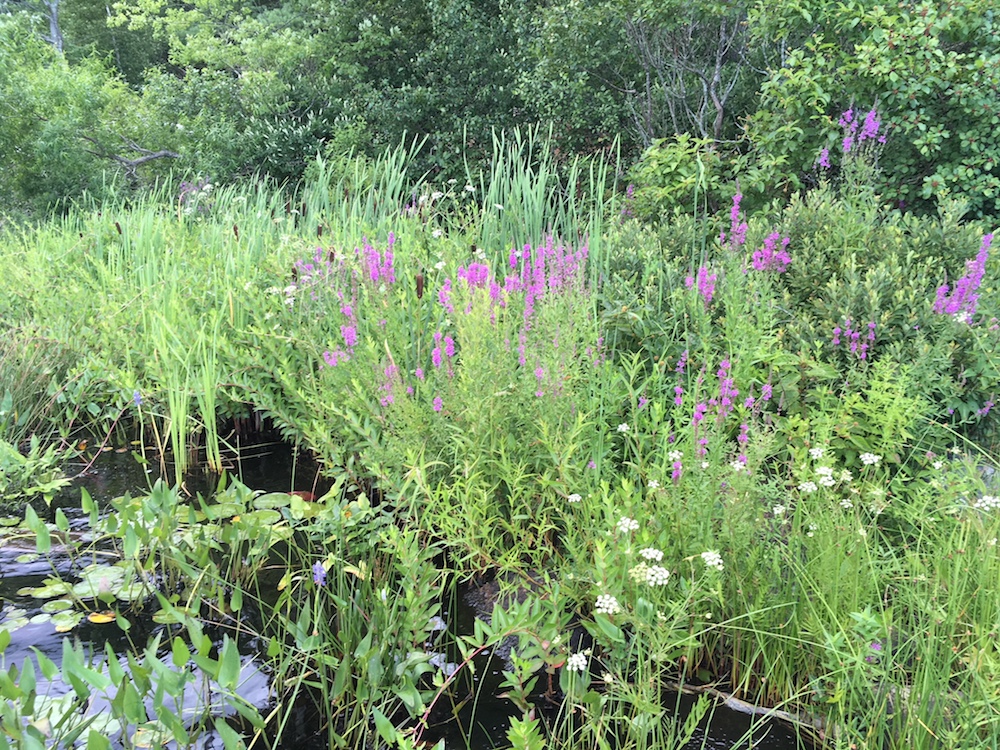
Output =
[
  {"x1": 371, "y1": 707, "x2": 396, "y2": 745},
  {"x1": 217, "y1": 636, "x2": 241, "y2": 690}
]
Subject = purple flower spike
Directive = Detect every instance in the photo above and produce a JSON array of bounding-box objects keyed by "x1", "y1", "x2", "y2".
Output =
[{"x1": 313, "y1": 562, "x2": 326, "y2": 587}]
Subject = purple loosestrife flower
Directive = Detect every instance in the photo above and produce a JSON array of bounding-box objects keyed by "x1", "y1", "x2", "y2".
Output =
[
  {"x1": 934, "y1": 234, "x2": 993, "y2": 320},
  {"x1": 433, "y1": 396, "x2": 443, "y2": 412},
  {"x1": 341, "y1": 324, "x2": 358, "y2": 350},
  {"x1": 685, "y1": 266, "x2": 717, "y2": 306},
  {"x1": 832, "y1": 326, "x2": 841, "y2": 346},
  {"x1": 674, "y1": 385, "x2": 684, "y2": 407},
  {"x1": 672, "y1": 460, "x2": 683, "y2": 483},
  {"x1": 751, "y1": 233, "x2": 792, "y2": 272},
  {"x1": 817, "y1": 148, "x2": 831, "y2": 169},
  {"x1": 720, "y1": 193, "x2": 748, "y2": 249},
  {"x1": 444, "y1": 336, "x2": 456, "y2": 358},
  {"x1": 859, "y1": 108, "x2": 881, "y2": 143},
  {"x1": 312, "y1": 562, "x2": 326, "y2": 587},
  {"x1": 438, "y1": 278, "x2": 454, "y2": 314},
  {"x1": 432, "y1": 347, "x2": 443, "y2": 369}
]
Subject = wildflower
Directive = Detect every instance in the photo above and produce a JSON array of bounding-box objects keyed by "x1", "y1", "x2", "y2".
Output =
[
  {"x1": 312, "y1": 562, "x2": 326, "y2": 587},
  {"x1": 133, "y1": 390, "x2": 142, "y2": 408},
  {"x1": 806, "y1": 523, "x2": 818, "y2": 538},
  {"x1": 685, "y1": 266, "x2": 717, "y2": 306},
  {"x1": 840, "y1": 470, "x2": 854, "y2": 483},
  {"x1": 464, "y1": 184, "x2": 476, "y2": 193},
  {"x1": 798, "y1": 481, "x2": 818, "y2": 493},
  {"x1": 640, "y1": 548, "x2": 664, "y2": 562},
  {"x1": 567, "y1": 493, "x2": 582, "y2": 503},
  {"x1": 933, "y1": 234, "x2": 993, "y2": 319},
  {"x1": 729, "y1": 459, "x2": 746, "y2": 473},
  {"x1": 840, "y1": 498, "x2": 854, "y2": 509},
  {"x1": 859, "y1": 453, "x2": 882, "y2": 466},
  {"x1": 809, "y1": 447, "x2": 825, "y2": 460},
  {"x1": 974, "y1": 495, "x2": 1000, "y2": 511},
  {"x1": 566, "y1": 652, "x2": 588, "y2": 672},
  {"x1": 932, "y1": 460, "x2": 944, "y2": 471},
  {"x1": 667, "y1": 450, "x2": 683, "y2": 463},
  {"x1": 817, "y1": 148, "x2": 831, "y2": 169},
  {"x1": 751, "y1": 232, "x2": 792, "y2": 273},
  {"x1": 617, "y1": 517, "x2": 639, "y2": 534},
  {"x1": 772, "y1": 504, "x2": 786, "y2": 517},
  {"x1": 700, "y1": 550, "x2": 724, "y2": 571},
  {"x1": 648, "y1": 480, "x2": 660, "y2": 489},
  {"x1": 645, "y1": 566, "x2": 670, "y2": 586},
  {"x1": 617, "y1": 423, "x2": 630, "y2": 433},
  {"x1": 588, "y1": 460, "x2": 597, "y2": 469},
  {"x1": 432, "y1": 396, "x2": 443, "y2": 412},
  {"x1": 594, "y1": 594, "x2": 621, "y2": 615},
  {"x1": 720, "y1": 193, "x2": 748, "y2": 249}
]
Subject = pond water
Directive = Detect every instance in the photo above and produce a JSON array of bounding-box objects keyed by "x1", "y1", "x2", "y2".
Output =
[{"x1": 0, "y1": 444, "x2": 815, "y2": 749}]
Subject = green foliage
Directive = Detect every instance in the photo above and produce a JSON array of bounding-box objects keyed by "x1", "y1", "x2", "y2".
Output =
[
  {"x1": 748, "y1": 0, "x2": 1000, "y2": 218},
  {"x1": 626, "y1": 134, "x2": 730, "y2": 221}
]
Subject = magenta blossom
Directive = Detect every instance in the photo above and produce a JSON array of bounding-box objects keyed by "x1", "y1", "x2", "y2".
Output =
[{"x1": 751, "y1": 233, "x2": 792, "y2": 273}]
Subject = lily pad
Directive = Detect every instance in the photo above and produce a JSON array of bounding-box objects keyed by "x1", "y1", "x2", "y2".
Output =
[
  {"x1": 203, "y1": 502, "x2": 242, "y2": 520},
  {"x1": 52, "y1": 610, "x2": 84, "y2": 632},
  {"x1": 87, "y1": 611, "x2": 116, "y2": 624},
  {"x1": 17, "y1": 581, "x2": 73, "y2": 599},
  {"x1": 41, "y1": 599, "x2": 74, "y2": 614},
  {"x1": 0, "y1": 618, "x2": 29, "y2": 635},
  {"x1": 29, "y1": 613, "x2": 51, "y2": 625},
  {"x1": 252, "y1": 492, "x2": 292, "y2": 510},
  {"x1": 15, "y1": 553, "x2": 40, "y2": 564},
  {"x1": 0, "y1": 517, "x2": 21, "y2": 527},
  {"x1": 240, "y1": 509, "x2": 283, "y2": 525}
]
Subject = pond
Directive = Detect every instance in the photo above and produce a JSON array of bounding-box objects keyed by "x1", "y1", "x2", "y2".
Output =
[{"x1": 0, "y1": 443, "x2": 815, "y2": 749}]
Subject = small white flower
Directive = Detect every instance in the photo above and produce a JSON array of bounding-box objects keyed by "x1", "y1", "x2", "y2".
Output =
[
  {"x1": 840, "y1": 498, "x2": 854, "y2": 509},
  {"x1": 594, "y1": 594, "x2": 621, "y2": 615},
  {"x1": 434, "y1": 260, "x2": 446, "y2": 270},
  {"x1": 816, "y1": 466, "x2": 834, "y2": 477},
  {"x1": 806, "y1": 523, "x2": 818, "y2": 538},
  {"x1": 432, "y1": 228, "x2": 444, "y2": 239},
  {"x1": 809, "y1": 447, "x2": 825, "y2": 459},
  {"x1": 639, "y1": 548, "x2": 663, "y2": 562},
  {"x1": 772, "y1": 504, "x2": 786, "y2": 517},
  {"x1": 955, "y1": 310, "x2": 970, "y2": 324},
  {"x1": 431, "y1": 191, "x2": 444, "y2": 200},
  {"x1": 567, "y1": 493, "x2": 582, "y2": 503},
  {"x1": 601, "y1": 672, "x2": 614, "y2": 683},
  {"x1": 818, "y1": 474, "x2": 836, "y2": 487},
  {"x1": 932, "y1": 460, "x2": 944, "y2": 470},
  {"x1": 617, "y1": 423, "x2": 630, "y2": 433},
  {"x1": 648, "y1": 480, "x2": 660, "y2": 489},
  {"x1": 700, "y1": 550, "x2": 724, "y2": 571},
  {"x1": 974, "y1": 495, "x2": 1000, "y2": 511},
  {"x1": 464, "y1": 184, "x2": 476, "y2": 193},
  {"x1": 701, "y1": 461, "x2": 710, "y2": 469},
  {"x1": 840, "y1": 469, "x2": 854, "y2": 482},
  {"x1": 729, "y1": 460, "x2": 746, "y2": 473},
  {"x1": 989, "y1": 538, "x2": 998, "y2": 546},
  {"x1": 860, "y1": 452, "x2": 882, "y2": 466},
  {"x1": 798, "y1": 481, "x2": 818, "y2": 493},
  {"x1": 667, "y1": 450, "x2": 683, "y2": 463},
  {"x1": 566, "y1": 652, "x2": 588, "y2": 672},
  {"x1": 447, "y1": 178, "x2": 458, "y2": 185},
  {"x1": 858, "y1": 527, "x2": 868, "y2": 538},
  {"x1": 617, "y1": 517, "x2": 639, "y2": 534},
  {"x1": 645, "y1": 565, "x2": 670, "y2": 586}
]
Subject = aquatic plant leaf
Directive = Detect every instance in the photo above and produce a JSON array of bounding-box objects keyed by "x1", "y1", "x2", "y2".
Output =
[
  {"x1": 131, "y1": 721, "x2": 173, "y2": 748},
  {"x1": 15, "y1": 553, "x2": 40, "y2": 564},
  {"x1": 41, "y1": 599, "x2": 74, "y2": 614},
  {"x1": 204, "y1": 502, "x2": 241, "y2": 520},
  {"x1": 240, "y1": 509, "x2": 282, "y2": 525},
  {"x1": 52, "y1": 611, "x2": 84, "y2": 632},
  {"x1": 252, "y1": 492, "x2": 292, "y2": 509},
  {"x1": 87, "y1": 611, "x2": 116, "y2": 624},
  {"x1": 29, "y1": 613, "x2": 51, "y2": 625},
  {"x1": 18, "y1": 582, "x2": 72, "y2": 599}
]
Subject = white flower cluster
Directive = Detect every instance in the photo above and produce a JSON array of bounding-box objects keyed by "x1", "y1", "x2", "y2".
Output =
[
  {"x1": 617, "y1": 423, "x2": 630, "y2": 433},
  {"x1": 974, "y1": 495, "x2": 1000, "y2": 511},
  {"x1": 567, "y1": 493, "x2": 582, "y2": 503},
  {"x1": 639, "y1": 547, "x2": 664, "y2": 562},
  {"x1": 798, "y1": 480, "x2": 818, "y2": 493},
  {"x1": 648, "y1": 480, "x2": 660, "y2": 489},
  {"x1": 860, "y1": 453, "x2": 882, "y2": 466},
  {"x1": 645, "y1": 565, "x2": 670, "y2": 586},
  {"x1": 595, "y1": 594, "x2": 621, "y2": 615},
  {"x1": 772, "y1": 504, "x2": 786, "y2": 517},
  {"x1": 566, "y1": 652, "x2": 588, "y2": 672},
  {"x1": 809, "y1": 447, "x2": 825, "y2": 459},
  {"x1": 617, "y1": 516, "x2": 639, "y2": 534},
  {"x1": 816, "y1": 466, "x2": 837, "y2": 487},
  {"x1": 667, "y1": 450, "x2": 683, "y2": 463},
  {"x1": 701, "y1": 550, "x2": 724, "y2": 571}
]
